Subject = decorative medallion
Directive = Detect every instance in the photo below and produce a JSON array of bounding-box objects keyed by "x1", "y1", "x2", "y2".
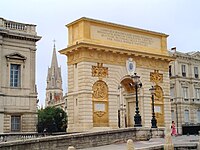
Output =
[
  {"x1": 93, "y1": 80, "x2": 108, "y2": 100},
  {"x1": 92, "y1": 63, "x2": 108, "y2": 79},
  {"x1": 154, "y1": 85, "x2": 163, "y2": 102},
  {"x1": 126, "y1": 58, "x2": 136, "y2": 76},
  {"x1": 150, "y1": 70, "x2": 163, "y2": 85}
]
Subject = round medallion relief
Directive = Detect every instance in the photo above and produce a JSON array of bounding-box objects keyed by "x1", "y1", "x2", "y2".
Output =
[{"x1": 93, "y1": 80, "x2": 108, "y2": 100}]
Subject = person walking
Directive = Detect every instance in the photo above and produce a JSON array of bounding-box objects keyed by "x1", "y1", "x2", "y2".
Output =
[{"x1": 171, "y1": 121, "x2": 177, "y2": 136}]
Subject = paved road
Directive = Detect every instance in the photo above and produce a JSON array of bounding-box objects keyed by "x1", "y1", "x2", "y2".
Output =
[{"x1": 80, "y1": 135, "x2": 199, "y2": 150}]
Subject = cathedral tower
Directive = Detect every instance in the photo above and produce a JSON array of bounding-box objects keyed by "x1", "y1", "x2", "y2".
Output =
[{"x1": 46, "y1": 42, "x2": 63, "y2": 107}]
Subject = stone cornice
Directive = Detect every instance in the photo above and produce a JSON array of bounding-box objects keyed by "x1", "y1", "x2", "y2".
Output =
[
  {"x1": 0, "y1": 28, "x2": 41, "y2": 42},
  {"x1": 172, "y1": 51, "x2": 200, "y2": 62},
  {"x1": 60, "y1": 42, "x2": 174, "y2": 62}
]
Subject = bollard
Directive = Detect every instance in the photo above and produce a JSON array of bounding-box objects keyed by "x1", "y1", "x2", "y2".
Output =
[
  {"x1": 68, "y1": 146, "x2": 76, "y2": 150},
  {"x1": 164, "y1": 126, "x2": 174, "y2": 150},
  {"x1": 127, "y1": 139, "x2": 135, "y2": 150}
]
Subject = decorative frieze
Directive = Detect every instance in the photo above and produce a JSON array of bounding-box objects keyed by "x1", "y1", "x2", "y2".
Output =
[{"x1": 67, "y1": 48, "x2": 169, "y2": 71}]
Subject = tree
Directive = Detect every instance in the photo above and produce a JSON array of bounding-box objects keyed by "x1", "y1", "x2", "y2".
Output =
[{"x1": 37, "y1": 107, "x2": 67, "y2": 133}]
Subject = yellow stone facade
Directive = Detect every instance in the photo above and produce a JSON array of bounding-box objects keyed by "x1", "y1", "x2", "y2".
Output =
[{"x1": 60, "y1": 17, "x2": 173, "y2": 132}]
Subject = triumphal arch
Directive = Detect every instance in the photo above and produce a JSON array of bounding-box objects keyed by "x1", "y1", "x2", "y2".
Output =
[{"x1": 60, "y1": 17, "x2": 173, "y2": 132}]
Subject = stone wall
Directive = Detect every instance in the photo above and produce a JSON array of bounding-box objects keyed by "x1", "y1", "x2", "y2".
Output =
[{"x1": 0, "y1": 128, "x2": 164, "y2": 150}]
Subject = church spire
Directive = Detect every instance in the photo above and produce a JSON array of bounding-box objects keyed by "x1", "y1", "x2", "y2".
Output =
[
  {"x1": 51, "y1": 39, "x2": 58, "y2": 68},
  {"x1": 45, "y1": 40, "x2": 63, "y2": 107}
]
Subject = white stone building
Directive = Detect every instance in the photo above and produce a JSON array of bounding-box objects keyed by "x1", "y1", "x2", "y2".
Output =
[
  {"x1": 0, "y1": 17, "x2": 41, "y2": 133},
  {"x1": 169, "y1": 50, "x2": 200, "y2": 134}
]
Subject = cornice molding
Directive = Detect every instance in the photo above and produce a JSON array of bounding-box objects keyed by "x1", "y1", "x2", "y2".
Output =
[
  {"x1": 60, "y1": 42, "x2": 174, "y2": 62},
  {"x1": 0, "y1": 28, "x2": 41, "y2": 42}
]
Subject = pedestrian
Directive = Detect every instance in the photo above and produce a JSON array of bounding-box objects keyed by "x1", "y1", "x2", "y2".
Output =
[{"x1": 171, "y1": 121, "x2": 177, "y2": 136}]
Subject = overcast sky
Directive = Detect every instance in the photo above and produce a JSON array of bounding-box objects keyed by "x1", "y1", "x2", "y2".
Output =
[{"x1": 1, "y1": 0, "x2": 200, "y2": 106}]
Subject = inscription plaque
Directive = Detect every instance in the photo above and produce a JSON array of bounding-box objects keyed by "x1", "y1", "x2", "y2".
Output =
[
  {"x1": 95, "y1": 103, "x2": 105, "y2": 111},
  {"x1": 155, "y1": 106, "x2": 161, "y2": 113},
  {"x1": 91, "y1": 26, "x2": 161, "y2": 49}
]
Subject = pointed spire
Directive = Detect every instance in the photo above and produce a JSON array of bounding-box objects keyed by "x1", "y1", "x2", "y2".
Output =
[
  {"x1": 45, "y1": 40, "x2": 63, "y2": 107},
  {"x1": 51, "y1": 39, "x2": 58, "y2": 68}
]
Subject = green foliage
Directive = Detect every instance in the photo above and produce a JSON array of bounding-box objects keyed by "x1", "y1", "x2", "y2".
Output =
[{"x1": 37, "y1": 107, "x2": 67, "y2": 133}]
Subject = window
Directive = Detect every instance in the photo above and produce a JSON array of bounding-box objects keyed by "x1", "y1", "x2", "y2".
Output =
[
  {"x1": 195, "y1": 88, "x2": 200, "y2": 100},
  {"x1": 194, "y1": 67, "x2": 199, "y2": 78},
  {"x1": 182, "y1": 87, "x2": 188, "y2": 99},
  {"x1": 11, "y1": 116, "x2": 21, "y2": 132},
  {"x1": 184, "y1": 110, "x2": 189, "y2": 123},
  {"x1": 181, "y1": 65, "x2": 186, "y2": 77},
  {"x1": 197, "y1": 110, "x2": 200, "y2": 123},
  {"x1": 169, "y1": 65, "x2": 172, "y2": 77},
  {"x1": 50, "y1": 93, "x2": 52, "y2": 100},
  {"x1": 170, "y1": 87, "x2": 175, "y2": 98},
  {"x1": 171, "y1": 110, "x2": 175, "y2": 122},
  {"x1": 10, "y1": 64, "x2": 20, "y2": 87}
]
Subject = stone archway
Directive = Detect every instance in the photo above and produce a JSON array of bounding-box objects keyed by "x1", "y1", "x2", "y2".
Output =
[
  {"x1": 92, "y1": 80, "x2": 109, "y2": 127},
  {"x1": 120, "y1": 75, "x2": 135, "y2": 94},
  {"x1": 120, "y1": 75, "x2": 141, "y2": 127}
]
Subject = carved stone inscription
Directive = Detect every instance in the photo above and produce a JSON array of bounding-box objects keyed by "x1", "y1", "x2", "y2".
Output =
[{"x1": 91, "y1": 26, "x2": 161, "y2": 49}]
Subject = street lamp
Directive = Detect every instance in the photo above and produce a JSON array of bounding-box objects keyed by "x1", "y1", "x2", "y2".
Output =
[
  {"x1": 149, "y1": 86, "x2": 157, "y2": 128},
  {"x1": 131, "y1": 73, "x2": 142, "y2": 127}
]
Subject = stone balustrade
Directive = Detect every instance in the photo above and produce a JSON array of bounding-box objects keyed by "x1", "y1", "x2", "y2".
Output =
[
  {"x1": 0, "y1": 17, "x2": 37, "y2": 35},
  {"x1": 0, "y1": 128, "x2": 199, "y2": 150},
  {"x1": 0, "y1": 127, "x2": 164, "y2": 150},
  {"x1": 0, "y1": 133, "x2": 44, "y2": 142}
]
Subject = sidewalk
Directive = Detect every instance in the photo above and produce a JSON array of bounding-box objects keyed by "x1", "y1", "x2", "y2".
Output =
[{"x1": 80, "y1": 135, "x2": 199, "y2": 150}]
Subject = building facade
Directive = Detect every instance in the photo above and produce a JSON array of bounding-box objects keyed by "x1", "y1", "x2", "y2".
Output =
[
  {"x1": 0, "y1": 18, "x2": 41, "y2": 133},
  {"x1": 60, "y1": 17, "x2": 173, "y2": 132},
  {"x1": 169, "y1": 51, "x2": 200, "y2": 134},
  {"x1": 46, "y1": 43, "x2": 64, "y2": 108}
]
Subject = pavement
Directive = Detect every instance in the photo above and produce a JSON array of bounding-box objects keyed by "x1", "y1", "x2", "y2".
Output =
[{"x1": 80, "y1": 135, "x2": 199, "y2": 150}]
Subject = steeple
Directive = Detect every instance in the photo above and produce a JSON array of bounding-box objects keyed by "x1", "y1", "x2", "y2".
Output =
[
  {"x1": 51, "y1": 40, "x2": 59, "y2": 68},
  {"x1": 45, "y1": 41, "x2": 63, "y2": 107}
]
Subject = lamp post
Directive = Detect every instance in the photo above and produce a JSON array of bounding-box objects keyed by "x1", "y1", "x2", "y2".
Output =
[
  {"x1": 131, "y1": 73, "x2": 142, "y2": 127},
  {"x1": 149, "y1": 86, "x2": 157, "y2": 128}
]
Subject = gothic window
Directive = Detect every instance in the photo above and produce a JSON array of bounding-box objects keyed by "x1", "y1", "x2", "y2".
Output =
[
  {"x1": 184, "y1": 110, "x2": 189, "y2": 123},
  {"x1": 10, "y1": 64, "x2": 21, "y2": 87},
  {"x1": 194, "y1": 67, "x2": 199, "y2": 78},
  {"x1": 50, "y1": 93, "x2": 52, "y2": 100},
  {"x1": 11, "y1": 115, "x2": 21, "y2": 132},
  {"x1": 181, "y1": 64, "x2": 186, "y2": 77}
]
